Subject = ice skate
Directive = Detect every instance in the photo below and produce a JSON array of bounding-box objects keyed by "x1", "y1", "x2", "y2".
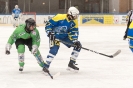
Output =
[
  {"x1": 19, "y1": 67, "x2": 23, "y2": 71},
  {"x1": 42, "y1": 62, "x2": 50, "y2": 75},
  {"x1": 67, "y1": 60, "x2": 79, "y2": 73},
  {"x1": 42, "y1": 67, "x2": 50, "y2": 76}
]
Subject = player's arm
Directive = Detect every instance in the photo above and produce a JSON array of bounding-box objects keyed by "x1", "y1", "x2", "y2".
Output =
[
  {"x1": 45, "y1": 14, "x2": 61, "y2": 34},
  {"x1": 31, "y1": 28, "x2": 40, "y2": 47},
  {"x1": 68, "y1": 19, "x2": 79, "y2": 42},
  {"x1": 68, "y1": 20, "x2": 82, "y2": 50},
  {"x1": 5, "y1": 28, "x2": 18, "y2": 55},
  {"x1": 12, "y1": 9, "x2": 15, "y2": 18},
  {"x1": 126, "y1": 10, "x2": 132, "y2": 22},
  {"x1": 7, "y1": 29, "x2": 18, "y2": 45},
  {"x1": 30, "y1": 28, "x2": 40, "y2": 54}
]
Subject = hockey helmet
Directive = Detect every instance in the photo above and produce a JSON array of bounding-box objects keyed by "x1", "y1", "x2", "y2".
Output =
[
  {"x1": 68, "y1": 6, "x2": 79, "y2": 19},
  {"x1": 25, "y1": 18, "x2": 36, "y2": 31},
  {"x1": 15, "y1": 5, "x2": 18, "y2": 9}
]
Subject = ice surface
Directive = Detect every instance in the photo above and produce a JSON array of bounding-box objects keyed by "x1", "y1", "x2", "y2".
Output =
[{"x1": 0, "y1": 26, "x2": 133, "y2": 88}]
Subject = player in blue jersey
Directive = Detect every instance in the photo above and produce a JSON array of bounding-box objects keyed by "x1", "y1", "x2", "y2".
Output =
[
  {"x1": 44, "y1": 6, "x2": 82, "y2": 72},
  {"x1": 12, "y1": 5, "x2": 22, "y2": 27},
  {"x1": 123, "y1": 10, "x2": 133, "y2": 40},
  {"x1": 126, "y1": 17, "x2": 133, "y2": 53}
]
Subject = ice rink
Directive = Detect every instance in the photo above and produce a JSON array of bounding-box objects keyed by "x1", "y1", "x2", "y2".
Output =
[{"x1": 0, "y1": 25, "x2": 133, "y2": 88}]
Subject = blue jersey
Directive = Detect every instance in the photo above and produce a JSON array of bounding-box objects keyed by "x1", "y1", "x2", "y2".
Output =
[
  {"x1": 12, "y1": 8, "x2": 21, "y2": 18},
  {"x1": 45, "y1": 14, "x2": 79, "y2": 41},
  {"x1": 127, "y1": 22, "x2": 133, "y2": 39}
]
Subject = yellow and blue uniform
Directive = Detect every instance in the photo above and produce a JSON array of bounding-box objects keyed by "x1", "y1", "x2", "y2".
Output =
[
  {"x1": 127, "y1": 21, "x2": 133, "y2": 52},
  {"x1": 124, "y1": 10, "x2": 133, "y2": 39},
  {"x1": 45, "y1": 14, "x2": 81, "y2": 68},
  {"x1": 45, "y1": 14, "x2": 79, "y2": 41}
]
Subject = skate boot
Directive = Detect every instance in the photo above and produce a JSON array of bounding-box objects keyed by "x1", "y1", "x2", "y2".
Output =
[
  {"x1": 67, "y1": 60, "x2": 79, "y2": 72},
  {"x1": 43, "y1": 67, "x2": 49, "y2": 73},
  {"x1": 19, "y1": 62, "x2": 24, "y2": 72},
  {"x1": 42, "y1": 62, "x2": 50, "y2": 75},
  {"x1": 19, "y1": 67, "x2": 23, "y2": 71}
]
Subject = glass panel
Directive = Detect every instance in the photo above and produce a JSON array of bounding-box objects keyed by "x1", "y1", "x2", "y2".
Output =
[
  {"x1": 59, "y1": 0, "x2": 65, "y2": 9},
  {"x1": 103, "y1": 0, "x2": 109, "y2": 13},
  {"x1": 84, "y1": 0, "x2": 109, "y2": 13},
  {"x1": 93, "y1": 3, "x2": 100, "y2": 13}
]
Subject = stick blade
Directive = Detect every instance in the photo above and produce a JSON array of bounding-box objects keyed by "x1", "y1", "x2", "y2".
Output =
[{"x1": 110, "y1": 49, "x2": 121, "y2": 58}]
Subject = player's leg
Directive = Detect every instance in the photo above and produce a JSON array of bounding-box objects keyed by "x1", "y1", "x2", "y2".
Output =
[
  {"x1": 13, "y1": 17, "x2": 16, "y2": 27},
  {"x1": 17, "y1": 45, "x2": 25, "y2": 71},
  {"x1": 15, "y1": 39, "x2": 25, "y2": 71},
  {"x1": 61, "y1": 39, "x2": 82, "y2": 71},
  {"x1": 25, "y1": 38, "x2": 48, "y2": 69},
  {"x1": 45, "y1": 40, "x2": 60, "y2": 69},
  {"x1": 129, "y1": 39, "x2": 133, "y2": 52},
  {"x1": 33, "y1": 50, "x2": 48, "y2": 68},
  {"x1": 12, "y1": 14, "x2": 15, "y2": 27},
  {"x1": 15, "y1": 17, "x2": 19, "y2": 27}
]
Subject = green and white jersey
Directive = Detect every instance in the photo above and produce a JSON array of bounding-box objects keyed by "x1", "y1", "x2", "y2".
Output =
[{"x1": 7, "y1": 24, "x2": 40, "y2": 47}]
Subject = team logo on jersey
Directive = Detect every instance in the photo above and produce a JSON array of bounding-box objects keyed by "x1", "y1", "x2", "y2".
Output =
[
  {"x1": 19, "y1": 32, "x2": 25, "y2": 36},
  {"x1": 70, "y1": 23, "x2": 74, "y2": 27},
  {"x1": 55, "y1": 26, "x2": 68, "y2": 33},
  {"x1": 31, "y1": 30, "x2": 36, "y2": 35}
]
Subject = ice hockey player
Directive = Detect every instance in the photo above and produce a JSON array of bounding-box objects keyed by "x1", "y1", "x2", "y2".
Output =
[
  {"x1": 44, "y1": 6, "x2": 82, "y2": 72},
  {"x1": 12, "y1": 5, "x2": 22, "y2": 27},
  {"x1": 125, "y1": 11, "x2": 133, "y2": 53},
  {"x1": 5, "y1": 18, "x2": 48, "y2": 72},
  {"x1": 123, "y1": 10, "x2": 133, "y2": 40}
]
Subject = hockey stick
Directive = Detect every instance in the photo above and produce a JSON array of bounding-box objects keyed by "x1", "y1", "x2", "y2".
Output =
[
  {"x1": 34, "y1": 54, "x2": 53, "y2": 79},
  {"x1": 59, "y1": 40, "x2": 121, "y2": 58}
]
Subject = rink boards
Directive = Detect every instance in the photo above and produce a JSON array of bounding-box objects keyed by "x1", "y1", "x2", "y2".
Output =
[{"x1": 0, "y1": 14, "x2": 127, "y2": 26}]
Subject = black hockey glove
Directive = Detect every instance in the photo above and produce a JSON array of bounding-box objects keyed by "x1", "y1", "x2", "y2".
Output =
[
  {"x1": 5, "y1": 50, "x2": 10, "y2": 55},
  {"x1": 73, "y1": 41, "x2": 82, "y2": 50},
  {"x1": 48, "y1": 32, "x2": 55, "y2": 41},
  {"x1": 123, "y1": 33, "x2": 127, "y2": 40}
]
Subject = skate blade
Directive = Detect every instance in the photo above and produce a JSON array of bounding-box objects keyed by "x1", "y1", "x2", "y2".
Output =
[{"x1": 66, "y1": 67, "x2": 79, "y2": 73}]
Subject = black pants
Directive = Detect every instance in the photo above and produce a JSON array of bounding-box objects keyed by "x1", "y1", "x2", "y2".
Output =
[{"x1": 15, "y1": 38, "x2": 32, "y2": 51}]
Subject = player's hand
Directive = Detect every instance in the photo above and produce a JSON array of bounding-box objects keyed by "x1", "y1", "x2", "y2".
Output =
[
  {"x1": 73, "y1": 41, "x2": 82, "y2": 50},
  {"x1": 31, "y1": 45, "x2": 38, "y2": 54},
  {"x1": 48, "y1": 32, "x2": 55, "y2": 41},
  {"x1": 5, "y1": 43, "x2": 11, "y2": 55},
  {"x1": 5, "y1": 50, "x2": 10, "y2": 55},
  {"x1": 123, "y1": 34, "x2": 127, "y2": 40}
]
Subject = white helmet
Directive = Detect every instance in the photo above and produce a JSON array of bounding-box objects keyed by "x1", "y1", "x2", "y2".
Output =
[
  {"x1": 68, "y1": 6, "x2": 79, "y2": 19},
  {"x1": 15, "y1": 5, "x2": 18, "y2": 9}
]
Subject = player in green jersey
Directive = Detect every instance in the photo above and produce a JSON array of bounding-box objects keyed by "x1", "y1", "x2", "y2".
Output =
[{"x1": 5, "y1": 18, "x2": 48, "y2": 72}]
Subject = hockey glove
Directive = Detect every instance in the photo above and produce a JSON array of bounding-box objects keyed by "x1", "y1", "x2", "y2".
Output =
[
  {"x1": 31, "y1": 45, "x2": 38, "y2": 54},
  {"x1": 73, "y1": 41, "x2": 82, "y2": 50},
  {"x1": 5, "y1": 43, "x2": 12, "y2": 55},
  {"x1": 48, "y1": 32, "x2": 55, "y2": 41},
  {"x1": 48, "y1": 32, "x2": 55, "y2": 48},
  {"x1": 123, "y1": 33, "x2": 127, "y2": 40}
]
